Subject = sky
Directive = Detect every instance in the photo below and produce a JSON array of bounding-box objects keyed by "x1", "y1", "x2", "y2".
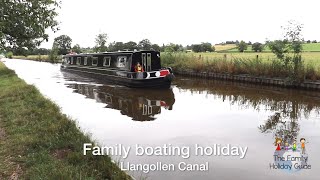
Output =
[{"x1": 41, "y1": 0, "x2": 320, "y2": 48}]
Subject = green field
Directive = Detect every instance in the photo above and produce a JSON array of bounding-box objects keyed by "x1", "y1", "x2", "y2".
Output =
[
  {"x1": 186, "y1": 52, "x2": 320, "y2": 67},
  {"x1": 214, "y1": 43, "x2": 320, "y2": 52}
]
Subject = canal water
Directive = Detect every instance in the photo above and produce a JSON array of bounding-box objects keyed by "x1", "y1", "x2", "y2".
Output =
[{"x1": 3, "y1": 59, "x2": 320, "y2": 180}]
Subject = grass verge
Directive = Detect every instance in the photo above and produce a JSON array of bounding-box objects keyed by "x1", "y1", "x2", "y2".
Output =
[{"x1": 0, "y1": 62, "x2": 131, "y2": 179}]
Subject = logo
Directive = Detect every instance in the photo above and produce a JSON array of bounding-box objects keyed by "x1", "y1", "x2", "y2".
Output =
[{"x1": 270, "y1": 137, "x2": 311, "y2": 173}]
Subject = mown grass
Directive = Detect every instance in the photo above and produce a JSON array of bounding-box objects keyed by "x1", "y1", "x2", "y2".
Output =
[
  {"x1": 161, "y1": 52, "x2": 320, "y2": 81},
  {"x1": 214, "y1": 44, "x2": 237, "y2": 51},
  {"x1": 222, "y1": 43, "x2": 320, "y2": 52},
  {"x1": 13, "y1": 55, "x2": 62, "y2": 63},
  {"x1": 0, "y1": 62, "x2": 131, "y2": 179},
  {"x1": 302, "y1": 43, "x2": 320, "y2": 51}
]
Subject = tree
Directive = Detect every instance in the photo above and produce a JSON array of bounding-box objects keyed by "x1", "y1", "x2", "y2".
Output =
[
  {"x1": 138, "y1": 39, "x2": 152, "y2": 50},
  {"x1": 95, "y1": 33, "x2": 108, "y2": 52},
  {"x1": 312, "y1": 40, "x2": 317, "y2": 43},
  {"x1": 268, "y1": 20, "x2": 304, "y2": 83},
  {"x1": 191, "y1": 44, "x2": 202, "y2": 52},
  {"x1": 200, "y1": 42, "x2": 214, "y2": 52},
  {"x1": 267, "y1": 40, "x2": 289, "y2": 60},
  {"x1": 29, "y1": 48, "x2": 50, "y2": 55},
  {"x1": 237, "y1": 41, "x2": 248, "y2": 52},
  {"x1": 112, "y1": 42, "x2": 125, "y2": 51},
  {"x1": 0, "y1": 0, "x2": 60, "y2": 51},
  {"x1": 53, "y1": 35, "x2": 72, "y2": 55},
  {"x1": 190, "y1": 43, "x2": 214, "y2": 53},
  {"x1": 49, "y1": 42, "x2": 59, "y2": 63},
  {"x1": 151, "y1": 44, "x2": 161, "y2": 51},
  {"x1": 123, "y1": 41, "x2": 137, "y2": 50},
  {"x1": 72, "y1": 44, "x2": 82, "y2": 54},
  {"x1": 252, "y1": 42, "x2": 264, "y2": 52}
]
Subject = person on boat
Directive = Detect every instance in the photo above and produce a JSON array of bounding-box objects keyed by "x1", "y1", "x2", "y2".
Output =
[
  {"x1": 134, "y1": 62, "x2": 144, "y2": 72},
  {"x1": 274, "y1": 137, "x2": 282, "y2": 151}
]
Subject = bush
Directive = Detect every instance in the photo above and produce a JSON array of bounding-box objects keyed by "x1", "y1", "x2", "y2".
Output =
[
  {"x1": 49, "y1": 48, "x2": 59, "y2": 63},
  {"x1": 6, "y1": 51, "x2": 13, "y2": 59}
]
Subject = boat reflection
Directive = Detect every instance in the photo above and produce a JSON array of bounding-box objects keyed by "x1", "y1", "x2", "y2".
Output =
[{"x1": 66, "y1": 83, "x2": 175, "y2": 121}]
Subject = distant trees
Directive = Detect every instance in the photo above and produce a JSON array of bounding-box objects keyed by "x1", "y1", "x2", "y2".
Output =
[
  {"x1": 236, "y1": 41, "x2": 248, "y2": 52},
  {"x1": 72, "y1": 44, "x2": 82, "y2": 54},
  {"x1": 30, "y1": 48, "x2": 50, "y2": 55},
  {"x1": 224, "y1": 41, "x2": 237, "y2": 44},
  {"x1": 252, "y1": 42, "x2": 264, "y2": 52},
  {"x1": 161, "y1": 43, "x2": 183, "y2": 52},
  {"x1": 53, "y1": 35, "x2": 72, "y2": 55},
  {"x1": 190, "y1": 42, "x2": 214, "y2": 52},
  {"x1": 151, "y1": 44, "x2": 161, "y2": 51},
  {"x1": 95, "y1": 33, "x2": 108, "y2": 52},
  {"x1": 106, "y1": 39, "x2": 161, "y2": 51},
  {"x1": 138, "y1": 39, "x2": 152, "y2": 50},
  {"x1": 123, "y1": 41, "x2": 137, "y2": 50}
]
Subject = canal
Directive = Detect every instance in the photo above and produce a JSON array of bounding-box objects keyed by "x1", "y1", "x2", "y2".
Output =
[{"x1": 3, "y1": 59, "x2": 320, "y2": 180}]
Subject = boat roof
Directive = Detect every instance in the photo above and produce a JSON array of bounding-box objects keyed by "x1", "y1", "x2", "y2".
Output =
[{"x1": 63, "y1": 50, "x2": 159, "y2": 57}]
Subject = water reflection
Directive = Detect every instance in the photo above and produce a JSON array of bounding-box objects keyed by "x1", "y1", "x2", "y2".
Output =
[
  {"x1": 174, "y1": 77, "x2": 320, "y2": 117},
  {"x1": 174, "y1": 77, "x2": 320, "y2": 146},
  {"x1": 67, "y1": 83, "x2": 175, "y2": 121}
]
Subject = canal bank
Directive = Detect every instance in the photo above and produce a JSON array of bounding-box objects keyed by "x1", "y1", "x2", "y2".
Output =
[
  {"x1": 0, "y1": 62, "x2": 130, "y2": 179},
  {"x1": 174, "y1": 70, "x2": 320, "y2": 90}
]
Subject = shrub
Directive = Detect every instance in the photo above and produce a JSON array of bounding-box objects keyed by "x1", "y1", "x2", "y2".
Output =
[{"x1": 6, "y1": 51, "x2": 13, "y2": 59}]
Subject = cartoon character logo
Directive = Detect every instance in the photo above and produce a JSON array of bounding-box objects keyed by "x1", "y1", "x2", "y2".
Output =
[
  {"x1": 274, "y1": 137, "x2": 282, "y2": 151},
  {"x1": 292, "y1": 140, "x2": 297, "y2": 151},
  {"x1": 300, "y1": 138, "x2": 306, "y2": 154}
]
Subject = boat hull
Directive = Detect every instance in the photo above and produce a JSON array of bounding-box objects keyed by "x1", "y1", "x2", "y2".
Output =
[{"x1": 61, "y1": 66, "x2": 173, "y2": 88}]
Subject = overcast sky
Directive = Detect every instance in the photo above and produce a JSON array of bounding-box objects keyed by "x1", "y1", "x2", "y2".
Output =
[{"x1": 41, "y1": 0, "x2": 320, "y2": 48}]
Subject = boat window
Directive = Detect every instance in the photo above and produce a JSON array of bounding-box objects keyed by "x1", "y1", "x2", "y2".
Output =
[
  {"x1": 68, "y1": 57, "x2": 71, "y2": 64},
  {"x1": 92, "y1": 57, "x2": 98, "y2": 66},
  {"x1": 103, "y1": 57, "x2": 111, "y2": 67},
  {"x1": 77, "y1": 57, "x2": 81, "y2": 65},
  {"x1": 71, "y1": 57, "x2": 74, "y2": 64},
  {"x1": 147, "y1": 53, "x2": 151, "y2": 71},
  {"x1": 142, "y1": 53, "x2": 146, "y2": 70},
  {"x1": 84, "y1": 57, "x2": 88, "y2": 65},
  {"x1": 117, "y1": 56, "x2": 127, "y2": 68}
]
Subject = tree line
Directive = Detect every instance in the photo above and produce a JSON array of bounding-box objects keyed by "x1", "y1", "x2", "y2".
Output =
[{"x1": 4, "y1": 33, "x2": 217, "y2": 56}]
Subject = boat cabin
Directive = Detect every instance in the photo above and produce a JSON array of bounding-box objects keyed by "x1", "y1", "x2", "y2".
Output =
[{"x1": 62, "y1": 50, "x2": 162, "y2": 72}]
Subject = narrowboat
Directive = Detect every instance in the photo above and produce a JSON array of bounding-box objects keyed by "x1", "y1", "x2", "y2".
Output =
[
  {"x1": 67, "y1": 83, "x2": 175, "y2": 121},
  {"x1": 61, "y1": 50, "x2": 174, "y2": 88}
]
